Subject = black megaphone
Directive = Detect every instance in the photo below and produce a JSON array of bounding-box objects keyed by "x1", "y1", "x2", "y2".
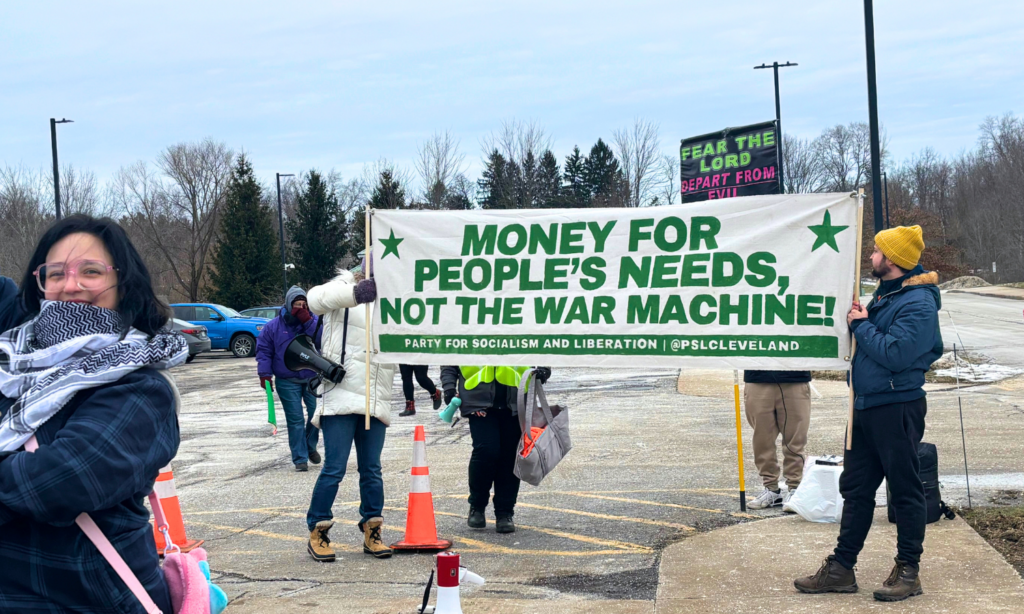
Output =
[{"x1": 284, "y1": 335, "x2": 346, "y2": 384}]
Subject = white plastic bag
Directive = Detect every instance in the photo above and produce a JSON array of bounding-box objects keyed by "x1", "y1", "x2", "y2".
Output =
[{"x1": 783, "y1": 456, "x2": 844, "y2": 523}]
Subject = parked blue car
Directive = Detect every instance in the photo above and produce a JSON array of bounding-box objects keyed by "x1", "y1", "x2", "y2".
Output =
[{"x1": 170, "y1": 303, "x2": 269, "y2": 357}]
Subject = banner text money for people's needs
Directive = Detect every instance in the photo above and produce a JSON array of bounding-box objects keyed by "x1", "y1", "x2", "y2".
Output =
[{"x1": 371, "y1": 193, "x2": 858, "y2": 369}]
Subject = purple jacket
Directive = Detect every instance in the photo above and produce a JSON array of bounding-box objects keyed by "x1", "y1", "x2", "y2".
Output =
[{"x1": 255, "y1": 309, "x2": 321, "y2": 380}]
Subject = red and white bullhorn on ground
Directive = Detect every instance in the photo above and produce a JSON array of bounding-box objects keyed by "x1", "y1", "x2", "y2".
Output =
[{"x1": 417, "y1": 552, "x2": 485, "y2": 614}]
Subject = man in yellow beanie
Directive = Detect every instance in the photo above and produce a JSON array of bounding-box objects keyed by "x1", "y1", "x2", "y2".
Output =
[{"x1": 795, "y1": 225, "x2": 942, "y2": 603}]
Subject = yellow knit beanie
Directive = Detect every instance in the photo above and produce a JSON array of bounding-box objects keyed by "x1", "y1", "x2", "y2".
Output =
[{"x1": 875, "y1": 225, "x2": 924, "y2": 270}]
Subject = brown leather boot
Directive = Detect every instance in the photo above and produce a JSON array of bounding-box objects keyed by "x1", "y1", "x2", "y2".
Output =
[
  {"x1": 794, "y1": 556, "x2": 858, "y2": 594},
  {"x1": 363, "y1": 517, "x2": 393, "y2": 558},
  {"x1": 307, "y1": 520, "x2": 336, "y2": 562},
  {"x1": 873, "y1": 559, "x2": 922, "y2": 602},
  {"x1": 399, "y1": 400, "x2": 416, "y2": 417}
]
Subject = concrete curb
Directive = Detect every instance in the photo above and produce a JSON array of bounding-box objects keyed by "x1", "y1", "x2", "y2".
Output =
[
  {"x1": 946, "y1": 287, "x2": 1024, "y2": 301},
  {"x1": 656, "y1": 508, "x2": 1024, "y2": 613}
]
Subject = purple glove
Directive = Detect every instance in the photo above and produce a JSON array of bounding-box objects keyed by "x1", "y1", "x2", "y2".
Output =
[{"x1": 354, "y1": 278, "x2": 377, "y2": 304}]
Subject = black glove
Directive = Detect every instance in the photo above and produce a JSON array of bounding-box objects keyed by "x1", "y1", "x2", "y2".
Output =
[
  {"x1": 443, "y1": 388, "x2": 457, "y2": 405},
  {"x1": 535, "y1": 367, "x2": 551, "y2": 384}
]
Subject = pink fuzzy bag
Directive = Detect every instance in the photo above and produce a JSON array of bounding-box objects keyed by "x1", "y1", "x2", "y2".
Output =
[{"x1": 163, "y1": 547, "x2": 210, "y2": 614}]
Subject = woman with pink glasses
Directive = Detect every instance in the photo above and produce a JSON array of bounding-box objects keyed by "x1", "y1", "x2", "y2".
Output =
[{"x1": 0, "y1": 215, "x2": 186, "y2": 613}]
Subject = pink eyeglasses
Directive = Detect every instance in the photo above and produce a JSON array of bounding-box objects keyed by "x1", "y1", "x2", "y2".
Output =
[{"x1": 33, "y1": 260, "x2": 117, "y2": 292}]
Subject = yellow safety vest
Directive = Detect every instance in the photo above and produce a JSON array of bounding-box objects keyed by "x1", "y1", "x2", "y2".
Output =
[{"x1": 460, "y1": 366, "x2": 529, "y2": 390}]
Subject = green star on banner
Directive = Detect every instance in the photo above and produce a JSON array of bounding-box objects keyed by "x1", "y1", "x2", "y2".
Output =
[
  {"x1": 808, "y1": 210, "x2": 849, "y2": 253},
  {"x1": 379, "y1": 229, "x2": 404, "y2": 260}
]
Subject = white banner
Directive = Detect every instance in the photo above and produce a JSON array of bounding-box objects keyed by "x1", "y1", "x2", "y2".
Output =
[{"x1": 370, "y1": 193, "x2": 859, "y2": 369}]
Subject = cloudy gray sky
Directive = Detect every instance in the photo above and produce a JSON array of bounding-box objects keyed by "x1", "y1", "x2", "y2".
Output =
[{"x1": 2, "y1": 1, "x2": 1021, "y2": 189}]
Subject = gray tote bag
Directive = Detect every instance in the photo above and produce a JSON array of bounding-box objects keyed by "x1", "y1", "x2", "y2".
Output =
[{"x1": 514, "y1": 368, "x2": 571, "y2": 486}]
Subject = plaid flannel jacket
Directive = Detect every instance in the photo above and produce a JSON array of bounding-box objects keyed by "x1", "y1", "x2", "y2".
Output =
[{"x1": 0, "y1": 369, "x2": 179, "y2": 613}]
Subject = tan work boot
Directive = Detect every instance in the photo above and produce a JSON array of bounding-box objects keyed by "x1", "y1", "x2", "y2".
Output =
[
  {"x1": 307, "y1": 520, "x2": 336, "y2": 562},
  {"x1": 873, "y1": 559, "x2": 922, "y2": 602},
  {"x1": 794, "y1": 556, "x2": 858, "y2": 594},
  {"x1": 362, "y1": 517, "x2": 393, "y2": 558}
]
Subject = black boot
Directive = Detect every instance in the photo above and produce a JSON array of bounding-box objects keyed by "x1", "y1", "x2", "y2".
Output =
[
  {"x1": 399, "y1": 400, "x2": 416, "y2": 417},
  {"x1": 873, "y1": 559, "x2": 922, "y2": 602},
  {"x1": 307, "y1": 448, "x2": 321, "y2": 465},
  {"x1": 794, "y1": 556, "x2": 858, "y2": 594},
  {"x1": 467, "y1": 508, "x2": 485, "y2": 529},
  {"x1": 495, "y1": 514, "x2": 515, "y2": 534}
]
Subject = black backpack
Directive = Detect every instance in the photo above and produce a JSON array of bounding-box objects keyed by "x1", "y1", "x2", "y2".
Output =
[{"x1": 887, "y1": 442, "x2": 955, "y2": 524}]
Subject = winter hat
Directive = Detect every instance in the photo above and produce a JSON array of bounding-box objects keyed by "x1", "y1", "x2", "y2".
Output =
[
  {"x1": 283, "y1": 285, "x2": 307, "y2": 313},
  {"x1": 875, "y1": 225, "x2": 924, "y2": 270}
]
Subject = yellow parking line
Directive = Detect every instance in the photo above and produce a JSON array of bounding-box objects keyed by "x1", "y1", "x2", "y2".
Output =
[
  {"x1": 451, "y1": 536, "x2": 648, "y2": 557},
  {"x1": 384, "y1": 507, "x2": 650, "y2": 553},
  {"x1": 188, "y1": 521, "x2": 361, "y2": 552},
  {"x1": 514, "y1": 503, "x2": 695, "y2": 531},
  {"x1": 185, "y1": 502, "x2": 361, "y2": 516},
  {"x1": 560, "y1": 492, "x2": 758, "y2": 519},
  {"x1": 191, "y1": 520, "x2": 648, "y2": 558},
  {"x1": 516, "y1": 525, "x2": 652, "y2": 553},
  {"x1": 439, "y1": 488, "x2": 739, "y2": 499}
]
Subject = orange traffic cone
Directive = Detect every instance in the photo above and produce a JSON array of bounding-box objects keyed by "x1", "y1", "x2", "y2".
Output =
[
  {"x1": 151, "y1": 464, "x2": 204, "y2": 554},
  {"x1": 391, "y1": 425, "x2": 452, "y2": 551}
]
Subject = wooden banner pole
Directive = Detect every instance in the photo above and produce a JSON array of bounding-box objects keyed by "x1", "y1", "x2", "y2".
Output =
[
  {"x1": 365, "y1": 206, "x2": 372, "y2": 431},
  {"x1": 847, "y1": 190, "x2": 866, "y2": 450}
]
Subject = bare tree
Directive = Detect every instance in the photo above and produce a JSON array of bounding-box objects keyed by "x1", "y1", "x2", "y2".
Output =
[
  {"x1": 115, "y1": 139, "x2": 233, "y2": 301},
  {"x1": 613, "y1": 118, "x2": 662, "y2": 207},
  {"x1": 46, "y1": 164, "x2": 108, "y2": 217},
  {"x1": 652, "y1": 153, "x2": 679, "y2": 206},
  {"x1": 781, "y1": 134, "x2": 822, "y2": 193},
  {"x1": 483, "y1": 119, "x2": 552, "y2": 166},
  {"x1": 812, "y1": 122, "x2": 886, "y2": 192},
  {"x1": 0, "y1": 166, "x2": 48, "y2": 279},
  {"x1": 110, "y1": 162, "x2": 189, "y2": 300},
  {"x1": 416, "y1": 131, "x2": 467, "y2": 209}
]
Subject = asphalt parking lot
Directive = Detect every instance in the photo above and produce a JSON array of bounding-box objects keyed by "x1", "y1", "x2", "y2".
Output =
[{"x1": 167, "y1": 292, "x2": 1024, "y2": 613}]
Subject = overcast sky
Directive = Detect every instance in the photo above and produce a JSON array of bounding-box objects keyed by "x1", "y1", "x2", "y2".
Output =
[{"x1": 2, "y1": 1, "x2": 1022, "y2": 190}]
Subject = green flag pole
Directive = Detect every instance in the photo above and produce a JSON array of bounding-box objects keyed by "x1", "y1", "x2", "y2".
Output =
[{"x1": 265, "y1": 380, "x2": 277, "y2": 436}]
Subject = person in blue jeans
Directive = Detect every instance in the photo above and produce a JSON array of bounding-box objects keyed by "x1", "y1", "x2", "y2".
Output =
[
  {"x1": 255, "y1": 285, "x2": 322, "y2": 471},
  {"x1": 304, "y1": 266, "x2": 396, "y2": 560}
]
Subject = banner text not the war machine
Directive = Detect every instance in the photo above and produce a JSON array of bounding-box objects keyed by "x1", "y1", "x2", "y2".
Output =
[{"x1": 371, "y1": 193, "x2": 858, "y2": 369}]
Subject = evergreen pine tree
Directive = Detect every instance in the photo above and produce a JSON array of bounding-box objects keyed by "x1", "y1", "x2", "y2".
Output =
[
  {"x1": 369, "y1": 169, "x2": 408, "y2": 210},
  {"x1": 519, "y1": 150, "x2": 538, "y2": 208},
  {"x1": 208, "y1": 155, "x2": 280, "y2": 308},
  {"x1": 287, "y1": 170, "x2": 348, "y2": 288},
  {"x1": 352, "y1": 169, "x2": 407, "y2": 246},
  {"x1": 563, "y1": 146, "x2": 589, "y2": 208},
  {"x1": 536, "y1": 150, "x2": 563, "y2": 208},
  {"x1": 478, "y1": 149, "x2": 516, "y2": 209},
  {"x1": 584, "y1": 139, "x2": 629, "y2": 207}
]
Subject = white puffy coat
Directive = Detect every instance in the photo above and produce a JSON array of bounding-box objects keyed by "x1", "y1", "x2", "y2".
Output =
[{"x1": 307, "y1": 270, "x2": 395, "y2": 427}]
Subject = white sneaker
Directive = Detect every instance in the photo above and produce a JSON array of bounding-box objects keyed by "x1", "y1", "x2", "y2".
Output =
[
  {"x1": 748, "y1": 488, "x2": 783, "y2": 509},
  {"x1": 782, "y1": 489, "x2": 796, "y2": 511}
]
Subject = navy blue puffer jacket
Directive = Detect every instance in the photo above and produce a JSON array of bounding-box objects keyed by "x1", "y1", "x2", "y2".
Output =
[{"x1": 850, "y1": 265, "x2": 943, "y2": 409}]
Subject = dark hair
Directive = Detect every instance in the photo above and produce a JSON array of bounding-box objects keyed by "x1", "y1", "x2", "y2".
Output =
[{"x1": 18, "y1": 215, "x2": 170, "y2": 336}]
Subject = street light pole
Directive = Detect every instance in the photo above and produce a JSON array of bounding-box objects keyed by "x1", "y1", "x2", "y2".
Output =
[
  {"x1": 882, "y1": 171, "x2": 891, "y2": 228},
  {"x1": 50, "y1": 118, "x2": 73, "y2": 219},
  {"x1": 863, "y1": 0, "x2": 884, "y2": 233},
  {"x1": 275, "y1": 173, "x2": 295, "y2": 298},
  {"x1": 754, "y1": 62, "x2": 797, "y2": 194}
]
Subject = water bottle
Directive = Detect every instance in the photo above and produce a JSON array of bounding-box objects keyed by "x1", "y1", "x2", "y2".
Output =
[{"x1": 439, "y1": 396, "x2": 461, "y2": 423}]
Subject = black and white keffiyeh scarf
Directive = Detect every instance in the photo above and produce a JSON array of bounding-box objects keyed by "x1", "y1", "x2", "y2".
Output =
[{"x1": 0, "y1": 300, "x2": 187, "y2": 452}]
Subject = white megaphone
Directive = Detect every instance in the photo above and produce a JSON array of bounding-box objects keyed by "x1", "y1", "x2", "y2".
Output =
[{"x1": 418, "y1": 552, "x2": 485, "y2": 614}]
